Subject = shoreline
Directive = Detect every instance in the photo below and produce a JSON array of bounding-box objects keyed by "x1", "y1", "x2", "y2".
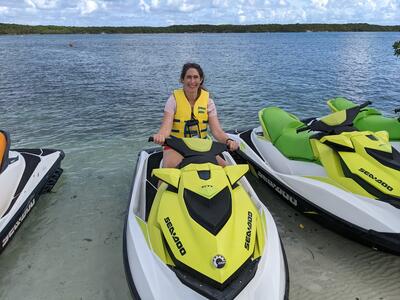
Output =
[{"x1": 1, "y1": 22, "x2": 400, "y2": 35}]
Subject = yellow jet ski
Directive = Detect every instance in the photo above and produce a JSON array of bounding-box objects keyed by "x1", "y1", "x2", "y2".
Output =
[
  {"x1": 231, "y1": 102, "x2": 400, "y2": 254},
  {"x1": 123, "y1": 136, "x2": 288, "y2": 299}
]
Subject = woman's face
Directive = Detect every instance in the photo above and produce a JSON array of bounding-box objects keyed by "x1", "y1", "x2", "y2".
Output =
[{"x1": 182, "y1": 68, "x2": 202, "y2": 93}]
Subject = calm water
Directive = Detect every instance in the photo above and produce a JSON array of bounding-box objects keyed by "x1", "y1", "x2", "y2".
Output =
[{"x1": 0, "y1": 32, "x2": 399, "y2": 299}]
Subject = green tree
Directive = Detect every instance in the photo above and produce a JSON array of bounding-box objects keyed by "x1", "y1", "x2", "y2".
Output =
[{"x1": 394, "y1": 41, "x2": 400, "y2": 57}]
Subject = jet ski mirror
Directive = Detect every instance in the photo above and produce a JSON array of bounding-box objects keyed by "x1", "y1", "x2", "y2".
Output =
[
  {"x1": 224, "y1": 164, "x2": 249, "y2": 186},
  {"x1": 152, "y1": 168, "x2": 181, "y2": 188}
]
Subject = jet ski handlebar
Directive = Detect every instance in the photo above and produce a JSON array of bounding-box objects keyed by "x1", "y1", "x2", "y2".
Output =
[
  {"x1": 296, "y1": 101, "x2": 372, "y2": 135},
  {"x1": 300, "y1": 117, "x2": 316, "y2": 124},
  {"x1": 359, "y1": 100, "x2": 372, "y2": 109},
  {"x1": 296, "y1": 126, "x2": 310, "y2": 133},
  {"x1": 394, "y1": 108, "x2": 400, "y2": 113}
]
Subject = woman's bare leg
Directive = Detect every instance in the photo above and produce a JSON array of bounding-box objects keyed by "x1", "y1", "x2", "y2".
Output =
[
  {"x1": 162, "y1": 148, "x2": 184, "y2": 168},
  {"x1": 216, "y1": 155, "x2": 227, "y2": 166},
  {"x1": 157, "y1": 149, "x2": 183, "y2": 187}
]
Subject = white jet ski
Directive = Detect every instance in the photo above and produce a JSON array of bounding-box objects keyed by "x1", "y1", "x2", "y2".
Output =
[
  {"x1": 0, "y1": 130, "x2": 64, "y2": 252},
  {"x1": 229, "y1": 102, "x2": 400, "y2": 254},
  {"x1": 123, "y1": 136, "x2": 288, "y2": 299}
]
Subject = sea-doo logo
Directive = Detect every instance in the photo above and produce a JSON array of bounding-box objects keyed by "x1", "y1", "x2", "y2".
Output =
[
  {"x1": 358, "y1": 168, "x2": 393, "y2": 191},
  {"x1": 201, "y1": 185, "x2": 213, "y2": 189},
  {"x1": 164, "y1": 217, "x2": 186, "y2": 256},
  {"x1": 201, "y1": 185, "x2": 215, "y2": 197},
  {"x1": 257, "y1": 171, "x2": 298, "y2": 206},
  {"x1": 2, "y1": 198, "x2": 36, "y2": 249},
  {"x1": 244, "y1": 211, "x2": 253, "y2": 250},
  {"x1": 212, "y1": 255, "x2": 226, "y2": 269}
]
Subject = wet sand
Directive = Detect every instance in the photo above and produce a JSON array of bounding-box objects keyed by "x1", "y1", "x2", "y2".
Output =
[{"x1": 0, "y1": 141, "x2": 399, "y2": 300}]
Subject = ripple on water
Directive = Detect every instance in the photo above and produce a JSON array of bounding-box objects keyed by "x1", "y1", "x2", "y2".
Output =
[{"x1": 1, "y1": 32, "x2": 399, "y2": 299}]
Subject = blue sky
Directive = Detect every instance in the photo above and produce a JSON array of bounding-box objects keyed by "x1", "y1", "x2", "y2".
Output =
[{"x1": 0, "y1": 0, "x2": 399, "y2": 26}]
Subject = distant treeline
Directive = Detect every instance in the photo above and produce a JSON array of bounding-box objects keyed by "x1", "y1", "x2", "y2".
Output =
[{"x1": 1, "y1": 23, "x2": 400, "y2": 35}]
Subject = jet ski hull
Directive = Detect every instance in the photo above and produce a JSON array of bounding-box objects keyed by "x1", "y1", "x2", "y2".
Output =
[
  {"x1": 123, "y1": 147, "x2": 289, "y2": 299},
  {"x1": 0, "y1": 149, "x2": 64, "y2": 253},
  {"x1": 231, "y1": 129, "x2": 400, "y2": 255}
]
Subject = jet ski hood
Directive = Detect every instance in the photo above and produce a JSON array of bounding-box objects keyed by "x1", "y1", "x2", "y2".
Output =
[
  {"x1": 150, "y1": 138, "x2": 265, "y2": 288},
  {"x1": 153, "y1": 162, "x2": 264, "y2": 288}
]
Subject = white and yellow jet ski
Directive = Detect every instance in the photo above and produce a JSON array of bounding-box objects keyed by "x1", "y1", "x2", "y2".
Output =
[
  {"x1": 230, "y1": 102, "x2": 400, "y2": 254},
  {"x1": 0, "y1": 130, "x2": 64, "y2": 252},
  {"x1": 123, "y1": 136, "x2": 288, "y2": 299}
]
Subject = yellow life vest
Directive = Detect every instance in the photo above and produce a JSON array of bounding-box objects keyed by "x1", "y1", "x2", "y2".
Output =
[{"x1": 171, "y1": 89, "x2": 209, "y2": 138}]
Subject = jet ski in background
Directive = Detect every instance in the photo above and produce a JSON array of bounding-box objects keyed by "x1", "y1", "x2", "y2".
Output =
[
  {"x1": 230, "y1": 102, "x2": 400, "y2": 254},
  {"x1": 327, "y1": 97, "x2": 400, "y2": 151},
  {"x1": 123, "y1": 136, "x2": 288, "y2": 300},
  {"x1": 0, "y1": 130, "x2": 64, "y2": 253}
]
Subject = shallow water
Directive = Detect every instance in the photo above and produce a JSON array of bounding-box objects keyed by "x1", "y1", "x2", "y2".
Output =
[{"x1": 0, "y1": 32, "x2": 399, "y2": 299}]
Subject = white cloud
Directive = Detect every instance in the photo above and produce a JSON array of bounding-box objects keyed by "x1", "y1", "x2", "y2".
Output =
[
  {"x1": 212, "y1": 0, "x2": 229, "y2": 8},
  {"x1": 151, "y1": 0, "x2": 160, "y2": 8},
  {"x1": 1, "y1": 0, "x2": 400, "y2": 27},
  {"x1": 24, "y1": 0, "x2": 58, "y2": 9},
  {"x1": 139, "y1": 0, "x2": 150, "y2": 12},
  {"x1": 78, "y1": 0, "x2": 105, "y2": 15},
  {"x1": 0, "y1": 6, "x2": 9, "y2": 13},
  {"x1": 365, "y1": 0, "x2": 377, "y2": 10},
  {"x1": 180, "y1": 1, "x2": 197, "y2": 12},
  {"x1": 163, "y1": 0, "x2": 201, "y2": 12},
  {"x1": 312, "y1": 0, "x2": 329, "y2": 9}
]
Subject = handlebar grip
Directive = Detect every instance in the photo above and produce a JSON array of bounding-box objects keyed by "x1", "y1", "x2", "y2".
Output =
[
  {"x1": 359, "y1": 101, "x2": 372, "y2": 109},
  {"x1": 148, "y1": 137, "x2": 154, "y2": 142},
  {"x1": 395, "y1": 108, "x2": 400, "y2": 113},
  {"x1": 296, "y1": 126, "x2": 309, "y2": 133}
]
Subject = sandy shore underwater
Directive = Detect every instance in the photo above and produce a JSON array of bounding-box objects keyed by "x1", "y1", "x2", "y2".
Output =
[
  {"x1": 0, "y1": 138, "x2": 399, "y2": 300},
  {"x1": 247, "y1": 177, "x2": 400, "y2": 300}
]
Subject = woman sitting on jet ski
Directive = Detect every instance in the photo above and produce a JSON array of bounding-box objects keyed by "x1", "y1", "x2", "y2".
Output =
[{"x1": 153, "y1": 62, "x2": 239, "y2": 167}]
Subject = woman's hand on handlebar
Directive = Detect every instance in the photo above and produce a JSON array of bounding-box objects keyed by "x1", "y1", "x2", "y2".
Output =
[
  {"x1": 152, "y1": 133, "x2": 166, "y2": 145},
  {"x1": 226, "y1": 138, "x2": 239, "y2": 151}
]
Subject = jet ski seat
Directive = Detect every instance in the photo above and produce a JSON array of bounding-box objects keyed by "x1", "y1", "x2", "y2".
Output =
[
  {"x1": 0, "y1": 130, "x2": 10, "y2": 174},
  {"x1": 328, "y1": 97, "x2": 400, "y2": 140},
  {"x1": 259, "y1": 107, "x2": 316, "y2": 161}
]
